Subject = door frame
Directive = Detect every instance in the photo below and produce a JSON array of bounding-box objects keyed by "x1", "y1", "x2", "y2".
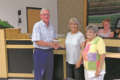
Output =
[{"x1": 26, "y1": 7, "x2": 42, "y2": 33}]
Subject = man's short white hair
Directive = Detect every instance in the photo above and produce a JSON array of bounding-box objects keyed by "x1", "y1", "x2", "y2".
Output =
[{"x1": 40, "y1": 8, "x2": 49, "y2": 14}]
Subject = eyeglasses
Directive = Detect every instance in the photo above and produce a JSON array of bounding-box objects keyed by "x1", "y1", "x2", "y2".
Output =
[
  {"x1": 41, "y1": 14, "x2": 50, "y2": 16},
  {"x1": 70, "y1": 23, "x2": 77, "y2": 26},
  {"x1": 86, "y1": 31, "x2": 94, "y2": 33}
]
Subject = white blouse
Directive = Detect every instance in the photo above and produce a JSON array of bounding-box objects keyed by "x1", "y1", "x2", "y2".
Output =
[{"x1": 65, "y1": 31, "x2": 85, "y2": 64}]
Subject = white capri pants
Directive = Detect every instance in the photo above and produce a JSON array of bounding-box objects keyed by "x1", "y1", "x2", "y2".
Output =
[{"x1": 85, "y1": 69, "x2": 106, "y2": 80}]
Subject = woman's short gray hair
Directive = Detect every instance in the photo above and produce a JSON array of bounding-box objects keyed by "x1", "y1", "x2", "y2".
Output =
[
  {"x1": 40, "y1": 8, "x2": 49, "y2": 14},
  {"x1": 68, "y1": 18, "x2": 81, "y2": 30},
  {"x1": 86, "y1": 24, "x2": 98, "y2": 33}
]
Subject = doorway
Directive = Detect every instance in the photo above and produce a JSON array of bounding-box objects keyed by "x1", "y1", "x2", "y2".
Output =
[{"x1": 26, "y1": 7, "x2": 42, "y2": 33}]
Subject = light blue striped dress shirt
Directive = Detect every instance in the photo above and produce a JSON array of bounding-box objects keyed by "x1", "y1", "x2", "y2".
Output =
[{"x1": 32, "y1": 20, "x2": 57, "y2": 49}]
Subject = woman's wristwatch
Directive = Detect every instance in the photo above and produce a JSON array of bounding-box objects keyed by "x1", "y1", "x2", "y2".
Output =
[{"x1": 98, "y1": 68, "x2": 101, "y2": 71}]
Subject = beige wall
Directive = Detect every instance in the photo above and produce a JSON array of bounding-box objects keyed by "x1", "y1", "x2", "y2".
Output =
[
  {"x1": 58, "y1": 0, "x2": 85, "y2": 34},
  {"x1": 0, "y1": 0, "x2": 57, "y2": 33}
]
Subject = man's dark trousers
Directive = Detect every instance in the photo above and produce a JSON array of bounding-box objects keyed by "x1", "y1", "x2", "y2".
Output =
[{"x1": 33, "y1": 48, "x2": 54, "y2": 80}]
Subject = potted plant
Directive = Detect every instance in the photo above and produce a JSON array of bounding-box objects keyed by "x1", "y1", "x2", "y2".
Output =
[{"x1": 0, "y1": 19, "x2": 14, "y2": 29}]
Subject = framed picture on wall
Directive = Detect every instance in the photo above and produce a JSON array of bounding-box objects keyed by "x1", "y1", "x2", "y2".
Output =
[{"x1": 84, "y1": 0, "x2": 120, "y2": 30}]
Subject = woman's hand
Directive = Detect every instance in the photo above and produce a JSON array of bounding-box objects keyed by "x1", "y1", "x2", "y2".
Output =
[
  {"x1": 75, "y1": 61, "x2": 81, "y2": 69},
  {"x1": 95, "y1": 70, "x2": 100, "y2": 76},
  {"x1": 75, "y1": 42, "x2": 85, "y2": 69},
  {"x1": 109, "y1": 31, "x2": 114, "y2": 37},
  {"x1": 58, "y1": 44, "x2": 66, "y2": 48},
  {"x1": 95, "y1": 54, "x2": 106, "y2": 76},
  {"x1": 51, "y1": 43, "x2": 59, "y2": 50}
]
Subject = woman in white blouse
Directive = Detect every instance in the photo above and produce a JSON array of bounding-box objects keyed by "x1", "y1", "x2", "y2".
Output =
[{"x1": 59, "y1": 18, "x2": 85, "y2": 80}]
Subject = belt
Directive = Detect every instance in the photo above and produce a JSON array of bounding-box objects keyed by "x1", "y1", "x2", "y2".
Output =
[{"x1": 35, "y1": 48, "x2": 53, "y2": 51}]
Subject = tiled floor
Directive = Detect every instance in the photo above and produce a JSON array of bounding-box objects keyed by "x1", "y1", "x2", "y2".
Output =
[
  {"x1": 8, "y1": 79, "x2": 120, "y2": 80},
  {"x1": 8, "y1": 79, "x2": 34, "y2": 80}
]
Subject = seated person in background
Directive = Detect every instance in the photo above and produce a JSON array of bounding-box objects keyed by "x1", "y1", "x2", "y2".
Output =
[
  {"x1": 117, "y1": 18, "x2": 120, "y2": 37},
  {"x1": 117, "y1": 18, "x2": 120, "y2": 28},
  {"x1": 118, "y1": 33, "x2": 120, "y2": 37},
  {"x1": 118, "y1": 34, "x2": 120, "y2": 37},
  {"x1": 98, "y1": 18, "x2": 114, "y2": 37}
]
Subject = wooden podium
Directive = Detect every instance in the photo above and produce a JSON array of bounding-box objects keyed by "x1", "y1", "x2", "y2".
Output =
[{"x1": 0, "y1": 29, "x2": 8, "y2": 80}]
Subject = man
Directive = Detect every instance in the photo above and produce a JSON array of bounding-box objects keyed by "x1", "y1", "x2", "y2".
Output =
[{"x1": 32, "y1": 8, "x2": 59, "y2": 80}]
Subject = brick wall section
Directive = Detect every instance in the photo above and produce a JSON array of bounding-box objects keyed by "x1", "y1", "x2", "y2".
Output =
[{"x1": 58, "y1": 0, "x2": 85, "y2": 34}]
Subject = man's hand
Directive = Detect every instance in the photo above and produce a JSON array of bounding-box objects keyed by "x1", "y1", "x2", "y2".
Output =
[
  {"x1": 51, "y1": 43, "x2": 59, "y2": 50},
  {"x1": 54, "y1": 44, "x2": 59, "y2": 50},
  {"x1": 53, "y1": 41, "x2": 58, "y2": 45},
  {"x1": 53, "y1": 41, "x2": 59, "y2": 49},
  {"x1": 75, "y1": 61, "x2": 81, "y2": 69}
]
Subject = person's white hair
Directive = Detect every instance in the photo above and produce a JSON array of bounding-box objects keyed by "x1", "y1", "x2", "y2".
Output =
[
  {"x1": 40, "y1": 8, "x2": 49, "y2": 14},
  {"x1": 86, "y1": 24, "x2": 98, "y2": 33},
  {"x1": 68, "y1": 18, "x2": 81, "y2": 30}
]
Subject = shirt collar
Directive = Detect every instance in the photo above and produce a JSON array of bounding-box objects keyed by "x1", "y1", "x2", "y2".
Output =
[{"x1": 41, "y1": 20, "x2": 50, "y2": 28}]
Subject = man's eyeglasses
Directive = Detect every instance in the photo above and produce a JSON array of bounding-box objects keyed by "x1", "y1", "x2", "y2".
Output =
[{"x1": 41, "y1": 14, "x2": 50, "y2": 16}]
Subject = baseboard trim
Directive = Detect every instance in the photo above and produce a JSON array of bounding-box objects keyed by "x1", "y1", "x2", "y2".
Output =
[
  {"x1": 8, "y1": 79, "x2": 34, "y2": 80},
  {"x1": 8, "y1": 77, "x2": 34, "y2": 79},
  {"x1": 0, "y1": 78, "x2": 7, "y2": 80}
]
